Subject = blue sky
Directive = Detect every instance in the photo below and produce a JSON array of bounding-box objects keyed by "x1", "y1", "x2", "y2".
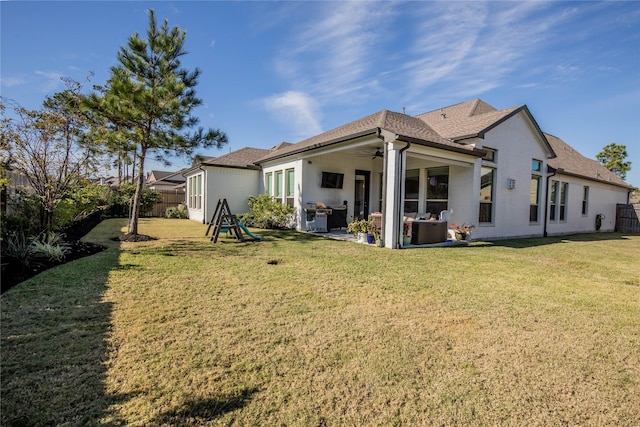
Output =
[{"x1": 2, "y1": 1, "x2": 639, "y2": 187}]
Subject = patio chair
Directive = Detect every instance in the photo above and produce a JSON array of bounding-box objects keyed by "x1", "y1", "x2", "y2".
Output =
[{"x1": 439, "y1": 209, "x2": 452, "y2": 222}]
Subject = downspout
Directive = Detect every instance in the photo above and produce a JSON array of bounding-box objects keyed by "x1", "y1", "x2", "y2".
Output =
[
  {"x1": 543, "y1": 168, "x2": 557, "y2": 237},
  {"x1": 396, "y1": 141, "x2": 412, "y2": 248}
]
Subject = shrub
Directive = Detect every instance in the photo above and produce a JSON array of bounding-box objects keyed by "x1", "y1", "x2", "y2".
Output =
[
  {"x1": 54, "y1": 182, "x2": 112, "y2": 228},
  {"x1": 165, "y1": 205, "x2": 188, "y2": 219},
  {"x1": 238, "y1": 194, "x2": 296, "y2": 229},
  {"x1": 1, "y1": 230, "x2": 70, "y2": 268},
  {"x1": 110, "y1": 182, "x2": 162, "y2": 217},
  {"x1": 2, "y1": 231, "x2": 33, "y2": 268}
]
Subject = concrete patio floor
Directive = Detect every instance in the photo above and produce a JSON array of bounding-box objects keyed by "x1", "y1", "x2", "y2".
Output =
[{"x1": 306, "y1": 230, "x2": 469, "y2": 248}]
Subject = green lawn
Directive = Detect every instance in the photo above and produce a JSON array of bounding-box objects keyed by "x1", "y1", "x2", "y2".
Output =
[{"x1": 2, "y1": 218, "x2": 639, "y2": 426}]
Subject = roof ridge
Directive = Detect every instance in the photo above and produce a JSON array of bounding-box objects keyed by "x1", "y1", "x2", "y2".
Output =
[{"x1": 376, "y1": 109, "x2": 389, "y2": 128}]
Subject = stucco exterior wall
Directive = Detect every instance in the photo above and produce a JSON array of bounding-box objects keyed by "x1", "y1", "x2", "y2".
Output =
[
  {"x1": 265, "y1": 152, "x2": 385, "y2": 230},
  {"x1": 472, "y1": 113, "x2": 551, "y2": 240},
  {"x1": 546, "y1": 176, "x2": 629, "y2": 235},
  {"x1": 185, "y1": 167, "x2": 260, "y2": 224}
]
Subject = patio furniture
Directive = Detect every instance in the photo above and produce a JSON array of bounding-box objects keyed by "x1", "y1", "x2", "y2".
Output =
[{"x1": 411, "y1": 220, "x2": 447, "y2": 245}]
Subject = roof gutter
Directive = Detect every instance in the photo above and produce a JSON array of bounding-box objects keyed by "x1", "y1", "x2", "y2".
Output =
[
  {"x1": 255, "y1": 129, "x2": 379, "y2": 165},
  {"x1": 396, "y1": 135, "x2": 486, "y2": 158}
]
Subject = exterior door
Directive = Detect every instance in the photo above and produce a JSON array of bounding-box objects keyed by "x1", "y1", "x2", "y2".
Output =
[{"x1": 354, "y1": 170, "x2": 370, "y2": 220}]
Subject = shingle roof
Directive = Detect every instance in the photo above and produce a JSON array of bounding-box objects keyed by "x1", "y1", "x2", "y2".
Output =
[
  {"x1": 545, "y1": 133, "x2": 633, "y2": 189},
  {"x1": 417, "y1": 102, "x2": 523, "y2": 141},
  {"x1": 148, "y1": 169, "x2": 186, "y2": 184},
  {"x1": 417, "y1": 99, "x2": 497, "y2": 122},
  {"x1": 256, "y1": 109, "x2": 484, "y2": 163},
  {"x1": 202, "y1": 147, "x2": 270, "y2": 169}
]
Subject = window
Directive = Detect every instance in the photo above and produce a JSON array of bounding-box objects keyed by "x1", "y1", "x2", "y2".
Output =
[
  {"x1": 532, "y1": 159, "x2": 542, "y2": 172},
  {"x1": 530, "y1": 160, "x2": 542, "y2": 222},
  {"x1": 479, "y1": 167, "x2": 495, "y2": 223},
  {"x1": 275, "y1": 171, "x2": 283, "y2": 199},
  {"x1": 426, "y1": 167, "x2": 449, "y2": 214},
  {"x1": 285, "y1": 168, "x2": 295, "y2": 207},
  {"x1": 188, "y1": 174, "x2": 202, "y2": 210},
  {"x1": 559, "y1": 182, "x2": 568, "y2": 221},
  {"x1": 404, "y1": 169, "x2": 420, "y2": 213},
  {"x1": 530, "y1": 175, "x2": 541, "y2": 222},
  {"x1": 265, "y1": 172, "x2": 273, "y2": 196},
  {"x1": 582, "y1": 186, "x2": 589, "y2": 216},
  {"x1": 483, "y1": 147, "x2": 497, "y2": 162},
  {"x1": 549, "y1": 180, "x2": 559, "y2": 221}
]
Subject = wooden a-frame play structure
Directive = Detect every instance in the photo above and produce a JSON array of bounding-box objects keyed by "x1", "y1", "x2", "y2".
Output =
[{"x1": 205, "y1": 198, "x2": 262, "y2": 243}]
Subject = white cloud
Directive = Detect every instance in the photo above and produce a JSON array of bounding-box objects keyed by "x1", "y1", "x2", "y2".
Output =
[
  {"x1": 1, "y1": 76, "x2": 27, "y2": 87},
  {"x1": 262, "y1": 91, "x2": 322, "y2": 139},
  {"x1": 273, "y1": 2, "x2": 393, "y2": 103},
  {"x1": 400, "y1": 1, "x2": 574, "y2": 105},
  {"x1": 35, "y1": 71, "x2": 65, "y2": 92}
]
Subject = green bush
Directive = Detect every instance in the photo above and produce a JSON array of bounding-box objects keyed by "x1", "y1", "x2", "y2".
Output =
[
  {"x1": 111, "y1": 182, "x2": 162, "y2": 217},
  {"x1": 238, "y1": 194, "x2": 296, "y2": 229},
  {"x1": 54, "y1": 182, "x2": 112, "y2": 227},
  {"x1": 165, "y1": 205, "x2": 188, "y2": 219}
]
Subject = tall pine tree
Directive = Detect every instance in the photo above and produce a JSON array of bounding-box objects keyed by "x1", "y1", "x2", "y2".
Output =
[
  {"x1": 86, "y1": 9, "x2": 227, "y2": 237},
  {"x1": 596, "y1": 143, "x2": 631, "y2": 180}
]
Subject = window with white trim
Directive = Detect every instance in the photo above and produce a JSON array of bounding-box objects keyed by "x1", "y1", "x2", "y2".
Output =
[
  {"x1": 265, "y1": 172, "x2": 273, "y2": 196},
  {"x1": 530, "y1": 159, "x2": 543, "y2": 222},
  {"x1": 285, "y1": 168, "x2": 295, "y2": 207},
  {"x1": 582, "y1": 186, "x2": 589, "y2": 216},
  {"x1": 404, "y1": 169, "x2": 420, "y2": 213},
  {"x1": 559, "y1": 182, "x2": 568, "y2": 221},
  {"x1": 188, "y1": 174, "x2": 202, "y2": 210},
  {"x1": 479, "y1": 166, "x2": 495, "y2": 223},
  {"x1": 275, "y1": 170, "x2": 283, "y2": 199},
  {"x1": 425, "y1": 167, "x2": 449, "y2": 214},
  {"x1": 549, "y1": 180, "x2": 559, "y2": 221}
]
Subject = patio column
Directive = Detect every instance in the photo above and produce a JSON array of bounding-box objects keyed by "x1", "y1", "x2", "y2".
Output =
[{"x1": 382, "y1": 139, "x2": 407, "y2": 249}]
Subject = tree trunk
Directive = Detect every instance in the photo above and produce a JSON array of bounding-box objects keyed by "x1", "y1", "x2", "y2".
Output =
[{"x1": 128, "y1": 149, "x2": 146, "y2": 235}]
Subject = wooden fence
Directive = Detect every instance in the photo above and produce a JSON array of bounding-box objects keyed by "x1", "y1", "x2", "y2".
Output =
[
  {"x1": 616, "y1": 204, "x2": 640, "y2": 234},
  {"x1": 150, "y1": 189, "x2": 186, "y2": 217}
]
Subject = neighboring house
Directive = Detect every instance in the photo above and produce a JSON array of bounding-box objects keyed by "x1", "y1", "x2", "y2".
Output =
[
  {"x1": 187, "y1": 99, "x2": 634, "y2": 248},
  {"x1": 183, "y1": 147, "x2": 282, "y2": 223},
  {"x1": 146, "y1": 169, "x2": 187, "y2": 191}
]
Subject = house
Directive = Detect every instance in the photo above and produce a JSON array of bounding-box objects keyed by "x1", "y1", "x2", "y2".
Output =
[
  {"x1": 186, "y1": 99, "x2": 633, "y2": 248},
  {"x1": 146, "y1": 170, "x2": 187, "y2": 191},
  {"x1": 183, "y1": 147, "x2": 280, "y2": 223}
]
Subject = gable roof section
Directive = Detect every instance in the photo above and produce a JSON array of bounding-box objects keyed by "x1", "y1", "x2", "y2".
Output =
[
  {"x1": 147, "y1": 169, "x2": 186, "y2": 184},
  {"x1": 417, "y1": 98, "x2": 497, "y2": 123},
  {"x1": 417, "y1": 101, "x2": 554, "y2": 158},
  {"x1": 545, "y1": 133, "x2": 632, "y2": 189},
  {"x1": 201, "y1": 147, "x2": 270, "y2": 169},
  {"x1": 257, "y1": 109, "x2": 484, "y2": 163}
]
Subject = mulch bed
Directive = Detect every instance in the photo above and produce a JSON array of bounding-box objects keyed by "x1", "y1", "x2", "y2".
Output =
[
  {"x1": 112, "y1": 233, "x2": 156, "y2": 242},
  {"x1": 1, "y1": 211, "x2": 109, "y2": 294},
  {"x1": 1, "y1": 240, "x2": 106, "y2": 294},
  {"x1": 1, "y1": 211, "x2": 161, "y2": 294}
]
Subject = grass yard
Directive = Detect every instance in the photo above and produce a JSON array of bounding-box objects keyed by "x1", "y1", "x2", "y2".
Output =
[{"x1": 1, "y1": 218, "x2": 639, "y2": 426}]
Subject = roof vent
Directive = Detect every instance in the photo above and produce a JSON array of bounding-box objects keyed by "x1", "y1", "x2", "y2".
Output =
[{"x1": 440, "y1": 109, "x2": 446, "y2": 120}]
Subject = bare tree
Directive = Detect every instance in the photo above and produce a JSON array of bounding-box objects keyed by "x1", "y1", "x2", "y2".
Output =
[{"x1": 1, "y1": 80, "x2": 90, "y2": 233}]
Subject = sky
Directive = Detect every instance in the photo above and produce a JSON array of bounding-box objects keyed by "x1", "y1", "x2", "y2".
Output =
[{"x1": 2, "y1": 1, "x2": 639, "y2": 188}]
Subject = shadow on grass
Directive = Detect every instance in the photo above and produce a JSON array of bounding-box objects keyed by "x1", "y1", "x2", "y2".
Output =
[
  {"x1": 470, "y1": 232, "x2": 632, "y2": 249},
  {"x1": 151, "y1": 388, "x2": 260, "y2": 425},
  {"x1": 0, "y1": 223, "x2": 121, "y2": 427}
]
